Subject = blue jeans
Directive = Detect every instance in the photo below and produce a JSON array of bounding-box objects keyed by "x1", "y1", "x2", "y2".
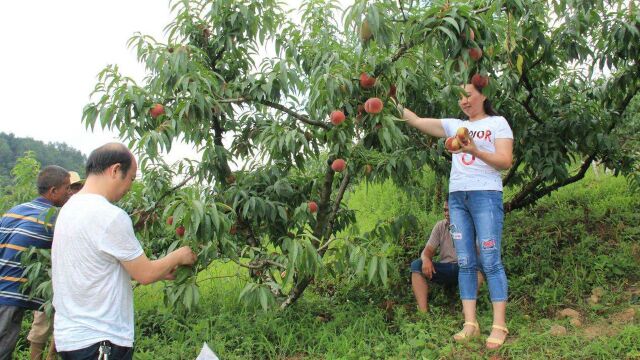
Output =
[
  {"x1": 410, "y1": 259, "x2": 459, "y2": 286},
  {"x1": 449, "y1": 191, "x2": 508, "y2": 302}
]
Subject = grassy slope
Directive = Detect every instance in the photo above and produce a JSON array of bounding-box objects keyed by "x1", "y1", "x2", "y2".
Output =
[{"x1": 14, "y1": 170, "x2": 640, "y2": 359}]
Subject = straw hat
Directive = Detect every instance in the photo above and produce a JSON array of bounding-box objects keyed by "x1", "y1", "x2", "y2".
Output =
[{"x1": 69, "y1": 171, "x2": 85, "y2": 185}]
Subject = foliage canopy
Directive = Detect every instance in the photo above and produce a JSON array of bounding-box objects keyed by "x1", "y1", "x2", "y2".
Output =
[{"x1": 81, "y1": 0, "x2": 639, "y2": 309}]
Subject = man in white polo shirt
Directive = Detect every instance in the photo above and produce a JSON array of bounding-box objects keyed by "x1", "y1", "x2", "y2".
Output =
[{"x1": 52, "y1": 143, "x2": 196, "y2": 359}]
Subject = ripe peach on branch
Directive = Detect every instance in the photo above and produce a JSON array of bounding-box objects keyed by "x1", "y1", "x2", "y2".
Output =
[
  {"x1": 471, "y1": 74, "x2": 489, "y2": 88},
  {"x1": 308, "y1": 201, "x2": 318, "y2": 213},
  {"x1": 150, "y1": 104, "x2": 165, "y2": 118},
  {"x1": 364, "y1": 97, "x2": 383, "y2": 114},
  {"x1": 330, "y1": 110, "x2": 346, "y2": 126},
  {"x1": 359, "y1": 73, "x2": 376, "y2": 89},
  {"x1": 469, "y1": 47, "x2": 483, "y2": 61},
  {"x1": 176, "y1": 225, "x2": 185, "y2": 237},
  {"x1": 331, "y1": 159, "x2": 346, "y2": 172}
]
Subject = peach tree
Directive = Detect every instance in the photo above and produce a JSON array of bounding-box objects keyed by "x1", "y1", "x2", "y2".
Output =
[{"x1": 82, "y1": 0, "x2": 639, "y2": 310}]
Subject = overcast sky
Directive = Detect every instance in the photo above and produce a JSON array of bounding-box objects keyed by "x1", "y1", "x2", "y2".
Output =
[{"x1": 0, "y1": 0, "x2": 350, "y2": 162}]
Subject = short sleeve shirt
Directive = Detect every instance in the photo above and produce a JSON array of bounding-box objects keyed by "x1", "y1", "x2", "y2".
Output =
[
  {"x1": 425, "y1": 219, "x2": 457, "y2": 264},
  {"x1": 441, "y1": 116, "x2": 513, "y2": 192},
  {"x1": 52, "y1": 194, "x2": 143, "y2": 351}
]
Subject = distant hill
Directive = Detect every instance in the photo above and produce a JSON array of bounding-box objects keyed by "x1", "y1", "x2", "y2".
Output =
[{"x1": 0, "y1": 132, "x2": 86, "y2": 183}]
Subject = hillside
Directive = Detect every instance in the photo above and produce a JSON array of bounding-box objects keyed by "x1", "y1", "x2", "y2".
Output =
[
  {"x1": 42, "y1": 170, "x2": 638, "y2": 359},
  {"x1": 0, "y1": 132, "x2": 86, "y2": 184}
]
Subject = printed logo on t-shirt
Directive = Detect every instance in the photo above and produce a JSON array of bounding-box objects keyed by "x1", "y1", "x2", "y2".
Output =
[
  {"x1": 443, "y1": 116, "x2": 513, "y2": 192},
  {"x1": 461, "y1": 153, "x2": 476, "y2": 165},
  {"x1": 469, "y1": 129, "x2": 493, "y2": 143},
  {"x1": 458, "y1": 128, "x2": 492, "y2": 167}
]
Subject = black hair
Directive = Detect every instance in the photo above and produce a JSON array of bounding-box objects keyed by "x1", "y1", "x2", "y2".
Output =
[
  {"x1": 86, "y1": 143, "x2": 133, "y2": 178},
  {"x1": 472, "y1": 83, "x2": 499, "y2": 116},
  {"x1": 37, "y1": 166, "x2": 69, "y2": 195}
]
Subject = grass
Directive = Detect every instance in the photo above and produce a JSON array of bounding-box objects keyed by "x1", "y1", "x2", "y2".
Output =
[{"x1": 13, "y1": 168, "x2": 640, "y2": 359}]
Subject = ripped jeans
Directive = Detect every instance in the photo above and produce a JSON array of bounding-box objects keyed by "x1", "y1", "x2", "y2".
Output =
[{"x1": 449, "y1": 190, "x2": 508, "y2": 302}]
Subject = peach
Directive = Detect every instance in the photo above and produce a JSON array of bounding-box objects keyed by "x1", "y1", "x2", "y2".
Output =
[
  {"x1": 150, "y1": 103, "x2": 165, "y2": 118},
  {"x1": 364, "y1": 97, "x2": 383, "y2": 114},
  {"x1": 360, "y1": 73, "x2": 376, "y2": 89},
  {"x1": 331, "y1": 158, "x2": 346, "y2": 172},
  {"x1": 471, "y1": 74, "x2": 489, "y2": 88},
  {"x1": 330, "y1": 110, "x2": 346, "y2": 125},
  {"x1": 445, "y1": 137, "x2": 461, "y2": 152},
  {"x1": 469, "y1": 47, "x2": 482, "y2": 61},
  {"x1": 456, "y1": 127, "x2": 470, "y2": 145},
  {"x1": 176, "y1": 225, "x2": 185, "y2": 237},
  {"x1": 364, "y1": 164, "x2": 373, "y2": 175}
]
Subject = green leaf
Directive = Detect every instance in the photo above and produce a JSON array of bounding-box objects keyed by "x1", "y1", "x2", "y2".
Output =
[
  {"x1": 437, "y1": 26, "x2": 457, "y2": 43},
  {"x1": 516, "y1": 54, "x2": 524, "y2": 75},
  {"x1": 442, "y1": 17, "x2": 460, "y2": 34},
  {"x1": 379, "y1": 257, "x2": 388, "y2": 286},
  {"x1": 259, "y1": 287, "x2": 269, "y2": 311},
  {"x1": 368, "y1": 256, "x2": 378, "y2": 283},
  {"x1": 356, "y1": 253, "x2": 366, "y2": 275}
]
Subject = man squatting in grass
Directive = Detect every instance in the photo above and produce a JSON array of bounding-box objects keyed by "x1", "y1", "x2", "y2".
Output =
[
  {"x1": 398, "y1": 80, "x2": 514, "y2": 349},
  {"x1": 0, "y1": 165, "x2": 71, "y2": 360},
  {"x1": 52, "y1": 143, "x2": 197, "y2": 359},
  {"x1": 410, "y1": 197, "x2": 483, "y2": 313}
]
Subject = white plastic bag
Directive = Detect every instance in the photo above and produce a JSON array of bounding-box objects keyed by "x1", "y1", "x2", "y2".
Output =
[{"x1": 195, "y1": 342, "x2": 219, "y2": 360}]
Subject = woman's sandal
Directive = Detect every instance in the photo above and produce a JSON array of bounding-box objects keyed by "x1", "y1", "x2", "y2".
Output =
[
  {"x1": 453, "y1": 321, "x2": 480, "y2": 342},
  {"x1": 486, "y1": 324, "x2": 509, "y2": 349}
]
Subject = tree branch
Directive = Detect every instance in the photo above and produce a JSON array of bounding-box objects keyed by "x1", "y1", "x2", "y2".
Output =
[
  {"x1": 517, "y1": 72, "x2": 544, "y2": 125},
  {"x1": 502, "y1": 156, "x2": 523, "y2": 186},
  {"x1": 155, "y1": 172, "x2": 197, "y2": 205},
  {"x1": 217, "y1": 97, "x2": 329, "y2": 129},
  {"x1": 504, "y1": 174, "x2": 544, "y2": 213},
  {"x1": 313, "y1": 165, "x2": 336, "y2": 245},
  {"x1": 196, "y1": 274, "x2": 238, "y2": 284},
  {"x1": 505, "y1": 69, "x2": 637, "y2": 213},
  {"x1": 231, "y1": 258, "x2": 286, "y2": 269},
  {"x1": 321, "y1": 173, "x2": 351, "y2": 256},
  {"x1": 398, "y1": 0, "x2": 407, "y2": 22},
  {"x1": 259, "y1": 99, "x2": 329, "y2": 129},
  {"x1": 506, "y1": 154, "x2": 597, "y2": 212}
]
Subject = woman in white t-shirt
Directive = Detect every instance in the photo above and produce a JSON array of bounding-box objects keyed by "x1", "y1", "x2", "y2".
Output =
[{"x1": 398, "y1": 82, "x2": 513, "y2": 349}]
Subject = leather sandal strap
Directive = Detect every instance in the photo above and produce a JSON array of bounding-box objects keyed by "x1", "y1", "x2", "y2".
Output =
[
  {"x1": 464, "y1": 321, "x2": 480, "y2": 330},
  {"x1": 454, "y1": 330, "x2": 468, "y2": 339},
  {"x1": 491, "y1": 324, "x2": 509, "y2": 333},
  {"x1": 486, "y1": 337, "x2": 505, "y2": 345}
]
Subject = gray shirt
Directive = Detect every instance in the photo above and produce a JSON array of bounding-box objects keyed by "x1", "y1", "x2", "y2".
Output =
[{"x1": 425, "y1": 219, "x2": 457, "y2": 264}]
